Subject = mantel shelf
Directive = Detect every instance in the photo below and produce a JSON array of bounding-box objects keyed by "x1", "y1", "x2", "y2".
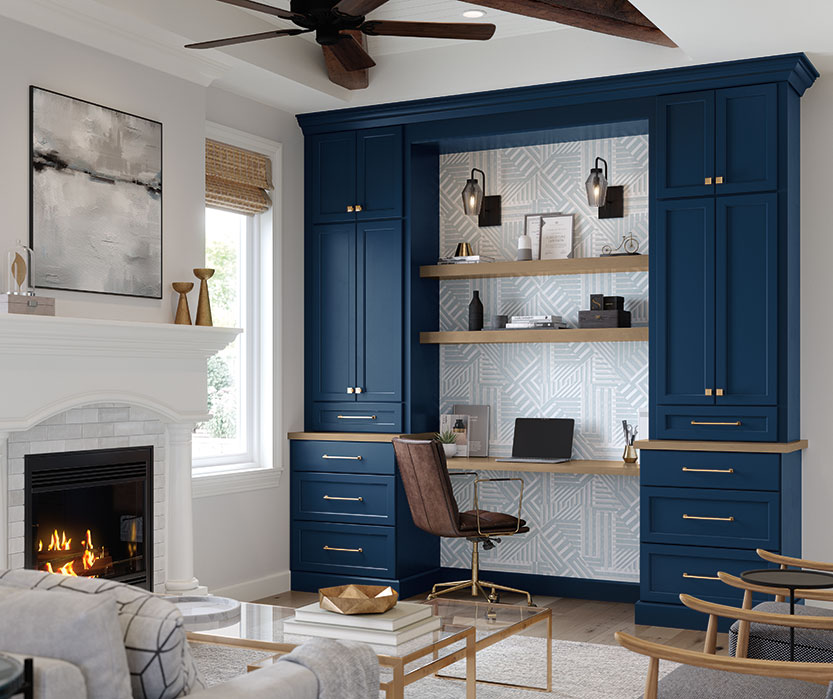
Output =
[
  {"x1": 420, "y1": 327, "x2": 648, "y2": 345},
  {"x1": 446, "y1": 457, "x2": 639, "y2": 476},
  {"x1": 420, "y1": 255, "x2": 648, "y2": 280}
]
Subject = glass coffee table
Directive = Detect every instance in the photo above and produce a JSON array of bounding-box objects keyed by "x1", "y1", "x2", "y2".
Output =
[{"x1": 185, "y1": 598, "x2": 552, "y2": 698}]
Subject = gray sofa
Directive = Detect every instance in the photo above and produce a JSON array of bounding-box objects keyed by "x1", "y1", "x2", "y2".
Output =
[{"x1": 0, "y1": 569, "x2": 370, "y2": 699}]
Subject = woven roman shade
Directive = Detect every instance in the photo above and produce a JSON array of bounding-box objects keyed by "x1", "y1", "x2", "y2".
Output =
[{"x1": 205, "y1": 139, "x2": 273, "y2": 215}]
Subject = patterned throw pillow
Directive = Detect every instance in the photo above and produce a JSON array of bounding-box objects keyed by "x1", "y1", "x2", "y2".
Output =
[{"x1": 0, "y1": 569, "x2": 205, "y2": 699}]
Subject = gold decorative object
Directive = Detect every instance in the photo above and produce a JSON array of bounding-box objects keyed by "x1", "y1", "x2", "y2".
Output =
[
  {"x1": 623, "y1": 444, "x2": 638, "y2": 464},
  {"x1": 193, "y1": 268, "x2": 215, "y2": 326},
  {"x1": 172, "y1": 282, "x2": 194, "y2": 325},
  {"x1": 318, "y1": 584, "x2": 398, "y2": 615},
  {"x1": 454, "y1": 242, "x2": 473, "y2": 257}
]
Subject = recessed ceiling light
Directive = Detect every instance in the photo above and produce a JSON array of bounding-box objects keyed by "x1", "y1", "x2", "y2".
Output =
[{"x1": 462, "y1": 9, "x2": 486, "y2": 18}]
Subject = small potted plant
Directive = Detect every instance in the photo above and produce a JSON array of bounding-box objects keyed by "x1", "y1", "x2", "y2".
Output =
[{"x1": 435, "y1": 430, "x2": 458, "y2": 458}]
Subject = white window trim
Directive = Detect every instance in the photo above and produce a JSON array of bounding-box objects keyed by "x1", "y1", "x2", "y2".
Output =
[{"x1": 193, "y1": 122, "x2": 282, "y2": 497}]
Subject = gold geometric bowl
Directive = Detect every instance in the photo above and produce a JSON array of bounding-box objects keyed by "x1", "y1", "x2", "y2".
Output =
[{"x1": 318, "y1": 584, "x2": 399, "y2": 615}]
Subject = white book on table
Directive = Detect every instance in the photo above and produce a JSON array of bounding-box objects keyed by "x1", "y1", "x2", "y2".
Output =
[
  {"x1": 282, "y1": 615, "x2": 442, "y2": 646},
  {"x1": 293, "y1": 601, "x2": 432, "y2": 631}
]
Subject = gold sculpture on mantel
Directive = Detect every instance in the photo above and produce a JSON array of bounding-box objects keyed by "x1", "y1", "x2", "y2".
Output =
[
  {"x1": 193, "y1": 268, "x2": 215, "y2": 326},
  {"x1": 172, "y1": 282, "x2": 194, "y2": 325}
]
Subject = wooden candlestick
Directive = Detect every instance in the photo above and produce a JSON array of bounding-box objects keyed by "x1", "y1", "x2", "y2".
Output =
[
  {"x1": 193, "y1": 268, "x2": 215, "y2": 327},
  {"x1": 172, "y1": 282, "x2": 193, "y2": 325}
]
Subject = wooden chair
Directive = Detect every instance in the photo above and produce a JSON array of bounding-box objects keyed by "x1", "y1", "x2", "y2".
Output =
[
  {"x1": 717, "y1": 549, "x2": 833, "y2": 662},
  {"x1": 616, "y1": 593, "x2": 833, "y2": 698}
]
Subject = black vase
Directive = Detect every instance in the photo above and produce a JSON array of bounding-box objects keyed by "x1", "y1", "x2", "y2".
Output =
[{"x1": 468, "y1": 290, "x2": 484, "y2": 331}]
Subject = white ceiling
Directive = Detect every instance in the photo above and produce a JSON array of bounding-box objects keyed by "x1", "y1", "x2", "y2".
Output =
[{"x1": 0, "y1": 0, "x2": 831, "y2": 114}]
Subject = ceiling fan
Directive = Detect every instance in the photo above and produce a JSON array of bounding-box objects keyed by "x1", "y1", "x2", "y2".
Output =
[{"x1": 186, "y1": 0, "x2": 497, "y2": 90}]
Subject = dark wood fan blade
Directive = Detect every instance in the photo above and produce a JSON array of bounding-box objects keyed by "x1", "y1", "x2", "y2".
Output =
[
  {"x1": 328, "y1": 34, "x2": 377, "y2": 72},
  {"x1": 361, "y1": 21, "x2": 496, "y2": 40},
  {"x1": 460, "y1": 0, "x2": 676, "y2": 47},
  {"x1": 185, "y1": 28, "x2": 308, "y2": 50},
  {"x1": 323, "y1": 31, "x2": 370, "y2": 90},
  {"x1": 214, "y1": 0, "x2": 301, "y2": 21},
  {"x1": 333, "y1": 0, "x2": 392, "y2": 17}
]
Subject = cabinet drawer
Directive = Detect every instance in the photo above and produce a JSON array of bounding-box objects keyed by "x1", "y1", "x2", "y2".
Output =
[
  {"x1": 655, "y1": 406, "x2": 777, "y2": 441},
  {"x1": 310, "y1": 402, "x2": 402, "y2": 433},
  {"x1": 641, "y1": 543, "x2": 775, "y2": 605},
  {"x1": 292, "y1": 472, "x2": 395, "y2": 524},
  {"x1": 642, "y1": 486, "x2": 780, "y2": 549},
  {"x1": 291, "y1": 440, "x2": 395, "y2": 475},
  {"x1": 291, "y1": 522, "x2": 395, "y2": 578},
  {"x1": 640, "y1": 451, "x2": 780, "y2": 491}
]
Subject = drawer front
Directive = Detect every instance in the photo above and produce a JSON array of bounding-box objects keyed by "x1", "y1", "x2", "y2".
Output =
[
  {"x1": 640, "y1": 451, "x2": 781, "y2": 491},
  {"x1": 310, "y1": 402, "x2": 403, "y2": 433},
  {"x1": 292, "y1": 472, "x2": 395, "y2": 525},
  {"x1": 642, "y1": 486, "x2": 780, "y2": 549},
  {"x1": 655, "y1": 406, "x2": 777, "y2": 442},
  {"x1": 291, "y1": 522, "x2": 395, "y2": 578},
  {"x1": 291, "y1": 440, "x2": 395, "y2": 475},
  {"x1": 641, "y1": 544, "x2": 775, "y2": 605}
]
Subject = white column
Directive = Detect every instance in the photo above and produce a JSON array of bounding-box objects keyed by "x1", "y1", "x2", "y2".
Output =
[
  {"x1": 0, "y1": 432, "x2": 8, "y2": 570},
  {"x1": 164, "y1": 422, "x2": 206, "y2": 595}
]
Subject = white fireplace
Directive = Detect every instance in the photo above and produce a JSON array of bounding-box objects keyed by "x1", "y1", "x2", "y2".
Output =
[{"x1": 0, "y1": 313, "x2": 239, "y2": 593}]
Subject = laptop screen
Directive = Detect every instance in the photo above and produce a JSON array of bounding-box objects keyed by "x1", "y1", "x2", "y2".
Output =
[{"x1": 511, "y1": 418, "x2": 574, "y2": 459}]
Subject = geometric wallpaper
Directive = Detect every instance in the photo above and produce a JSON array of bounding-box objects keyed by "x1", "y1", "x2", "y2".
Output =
[{"x1": 438, "y1": 137, "x2": 648, "y2": 581}]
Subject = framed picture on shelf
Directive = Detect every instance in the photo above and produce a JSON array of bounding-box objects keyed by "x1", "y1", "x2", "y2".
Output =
[
  {"x1": 539, "y1": 213, "x2": 574, "y2": 260},
  {"x1": 524, "y1": 212, "x2": 560, "y2": 261}
]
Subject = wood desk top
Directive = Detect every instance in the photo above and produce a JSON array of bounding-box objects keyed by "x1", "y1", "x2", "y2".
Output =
[
  {"x1": 634, "y1": 439, "x2": 808, "y2": 454},
  {"x1": 445, "y1": 457, "x2": 639, "y2": 476}
]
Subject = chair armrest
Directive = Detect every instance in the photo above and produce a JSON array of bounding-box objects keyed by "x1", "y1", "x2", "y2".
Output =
[
  {"x1": 757, "y1": 548, "x2": 833, "y2": 573},
  {"x1": 474, "y1": 477, "x2": 524, "y2": 537},
  {"x1": 717, "y1": 571, "x2": 833, "y2": 603},
  {"x1": 680, "y1": 593, "x2": 833, "y2": 630},
  {"x1": 188, "y1": 660, "x2": 318, "y2": 699}
]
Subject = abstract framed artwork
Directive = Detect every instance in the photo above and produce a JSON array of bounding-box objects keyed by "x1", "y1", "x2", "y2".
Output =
[{"x1": 30, "y1": 86, "x2": 163, "y2": 298}]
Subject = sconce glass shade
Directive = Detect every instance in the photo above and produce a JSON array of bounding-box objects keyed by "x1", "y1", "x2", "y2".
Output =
[
  {"x1": 462, "y1": 176, "x2": 484, "y2": 216},
  {"x1": 586, "y1": 167, "x2": 608, "y2": 208}
]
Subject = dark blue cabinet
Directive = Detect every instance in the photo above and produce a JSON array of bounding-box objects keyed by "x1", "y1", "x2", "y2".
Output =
[
  {"x1": 658, "y1": 85, "x2": 777, "y2": 199},
  {"x1": 309, "y1": 127, "x2": 403, "y2": 224}
]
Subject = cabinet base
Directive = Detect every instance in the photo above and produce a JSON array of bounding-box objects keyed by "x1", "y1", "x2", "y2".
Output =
[{"x1": 291, "y1": 568, "x2": 442, "y2": 600}]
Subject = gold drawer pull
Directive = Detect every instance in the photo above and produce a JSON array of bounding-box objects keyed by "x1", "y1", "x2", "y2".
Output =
[
  {"x1": 682, "y1": 467, "x2": 734, "y2": 474},
  {"x1": 347, "y1": 205, "x2": 355, "y2": 212},
  {"x1": 705, "y1": 177, "x2": 713, "y2": 185},
  {"x1": 683, "y1": 514, "x2": 735, "y2": 522},
  {"x1": 691, "y1": 420, "x2": 742, "y2": 426},
  {"x1": 716, "y1": 176, "x2": 724, "y2": 184},
  {"x1": 323, "y1": 545, "x2": 363, "y2": 553},
  {"x1": 683, "y1": 573, "x2": 720, "y2": 581},
  {"x1": 322, "y1": 454, "x2": 363, "y2": 461},
  {"x1": 337, "y1": 415, "x2": 377, "y2": 420},
  {"x1": 355, "y1": 204, "x2": 363, "y2": 212},
  {"x1": 323, "y1": 495, "x2": 364, "y2": 502}
]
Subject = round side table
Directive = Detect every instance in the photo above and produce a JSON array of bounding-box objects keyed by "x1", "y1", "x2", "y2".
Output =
[
  {"x1": 740, "y1": 568, "x2": 833, "y2": 661},
  {"x1": 0, "y1": 654, "x2": 24, "y2": 699}
]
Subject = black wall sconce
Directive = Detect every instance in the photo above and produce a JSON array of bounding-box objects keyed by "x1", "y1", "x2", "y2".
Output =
[
  {"x1": 585, "y1": 157, "x2": 623, "y2": 219},
  {"x1": 461, "y1": 167, "x2": 502, "y2": 227}
]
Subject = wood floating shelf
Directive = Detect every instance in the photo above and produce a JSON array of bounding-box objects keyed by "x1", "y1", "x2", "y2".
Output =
[
  {"x1": 420, "y1": 255, "x2": 648, "y2": 280},
  {"x1": 420, "y1": 327, "x2": 648, "y2": 345},
  {"x1": 446, "y1": 457, "x2": 639, "y2": 476}
]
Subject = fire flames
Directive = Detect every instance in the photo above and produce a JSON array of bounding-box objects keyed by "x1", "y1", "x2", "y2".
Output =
[{"x1": 39, "y1": 528, "x2": 105, "y2": 578}]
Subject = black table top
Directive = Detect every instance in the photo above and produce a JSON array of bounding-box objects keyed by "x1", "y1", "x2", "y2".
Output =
[
  {"x1": 741, "y1": 568, "x2": 833, "y2": 590},
  {"x1": 0, "y1": 654, "x2": 23, "y2": 699}
]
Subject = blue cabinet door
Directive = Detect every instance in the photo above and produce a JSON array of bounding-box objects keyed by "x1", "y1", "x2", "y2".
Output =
[
  {"x1": 655, "y1": 199, "x2": 716, "y2": 405},
  {"x1": 715, "y1": 194, "x2": 778, "y2": 405},
  {"x1": 715, "y1": 85, "x2": 778, "y2": 195},
  {"x1": 356, "y1": 127, "x2": 403, "y2": 221},
  {"x1": 657, "y1": 91, "x2": 715, "y2": 199},
  {"x1": 310, "y1": 223, "x2": 356, "y2": 402},
  {"x1": 356, "y1": 220, "x2": 403, "y2": 403},
  {"x1": 310, "y1": 132, "x2": 357, "y2": 224}
]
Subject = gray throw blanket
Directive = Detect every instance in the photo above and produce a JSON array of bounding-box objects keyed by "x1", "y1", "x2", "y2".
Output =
[{"x1": 279, "y1": 638, "x2": 379, "y2": 699}]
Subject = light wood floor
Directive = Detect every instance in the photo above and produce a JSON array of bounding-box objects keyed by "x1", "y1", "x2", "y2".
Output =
[{"x1": 255, "y1": 588, "x2": 728, "y2": 654}]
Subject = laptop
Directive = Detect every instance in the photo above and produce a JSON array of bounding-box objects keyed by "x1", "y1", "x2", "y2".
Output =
[{"x1": 495, "y1": 418, "x2": 574, "y2": 464}]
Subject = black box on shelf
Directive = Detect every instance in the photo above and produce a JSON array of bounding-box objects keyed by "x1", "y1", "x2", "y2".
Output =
[
  {"x1": 603, "y1": 296, "x2": 625, "y2": 310},
  {"x1": 590, "y1": 294, "x2": 605, "y2": 311},
  {"x1": 578, "y1": 310, "x2": 631, "y2": 328}
]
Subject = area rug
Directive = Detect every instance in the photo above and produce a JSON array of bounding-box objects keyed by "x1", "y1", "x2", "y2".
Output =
[{"x1": 190, "y1": 635, "x2": 677, "y2": 698}]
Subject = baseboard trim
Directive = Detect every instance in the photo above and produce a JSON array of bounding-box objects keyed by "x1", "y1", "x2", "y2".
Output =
[
  {"x1": 210, "y1": 570, "x2": 291, "y2": 601},
  {"x1": 438, "y1": 567, "x2": 640, "y2": 603},
  {"x1": 292, "y1": 568, "x2": 442, "y2": 599}
]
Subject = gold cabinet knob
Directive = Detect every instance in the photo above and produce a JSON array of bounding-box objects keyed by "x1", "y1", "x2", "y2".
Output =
[
  {"x1": 716, "y1": 176, "x2": 724, "y2": 184},
  {"x1": 355, "y1": 204, "x2": 363, "y2": 212},
  {"x1": 347, "y1": 205, "x2": 355, "y2": 212},
  {"x1": 716, "y1": 388, "x2": 724, "y2": 396},
  {"x1": 355, "y1": 387, "x2": 363, "y2": 394},
  {"x1": 705, "y1": 388, "x2": 713, "y2": 396},
  {"x1": 346, "y1": 387, "x2": 354, "y2": 394},
  {"x1": 705, "y1": 177, "x2": 713, "y2": 185}
]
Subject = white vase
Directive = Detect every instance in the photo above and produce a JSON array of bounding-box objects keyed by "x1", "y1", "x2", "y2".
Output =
[{"x1": 442, "y1": 443, "x2": 458, "y2": 458}]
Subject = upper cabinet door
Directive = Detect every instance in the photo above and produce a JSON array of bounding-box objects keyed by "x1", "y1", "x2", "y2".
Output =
[
  {"x1": 715, "y1": 194, "x2": 778, "y2": 405},
  {"x1": 356, "y1": 127, "x2": 403, "y2": 221},
  {"x1": 310, "y1": 223, "x2": 357, "y2": 402},
  {"x1": 657, "y1": 91, "x2": 716, "y2": 199},
  {"x1": 310, "y1": 132, "x2": 357, "y2": 224},
  {"x1": 355, "y1": 220, "x2": 403, "y2": 403},
  {"x1": 715, "y1": 85, "x2": 778, "y2": 195},
  {"x1": 655, "y1": 199, "x2": 716, "y2": 405}
]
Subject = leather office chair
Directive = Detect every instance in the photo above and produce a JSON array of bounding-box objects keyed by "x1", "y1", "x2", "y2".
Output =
[{"x1": 392, "y1": 438, "x2": 533, "y2": 606}]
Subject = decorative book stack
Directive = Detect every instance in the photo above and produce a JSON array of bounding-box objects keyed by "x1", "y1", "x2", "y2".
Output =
[
  {"x1": 282, "y1": 601, "x2": 441, "y2": 646},
  {"x1": 437, "y1": 254, "x2": 495, "y2": 265},
  {"x1": 505, "y1": 314, "x2": 567, "y2": 329}
]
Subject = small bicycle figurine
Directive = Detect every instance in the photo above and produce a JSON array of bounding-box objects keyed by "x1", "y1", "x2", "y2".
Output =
[{"x1": 602, "y1": 234, "x2": 640, "y2": 256}]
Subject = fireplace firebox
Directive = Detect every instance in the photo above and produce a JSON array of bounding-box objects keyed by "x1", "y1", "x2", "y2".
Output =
[{"x1": 24, "y1": 447, "x2": 153, "y2": 589}]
